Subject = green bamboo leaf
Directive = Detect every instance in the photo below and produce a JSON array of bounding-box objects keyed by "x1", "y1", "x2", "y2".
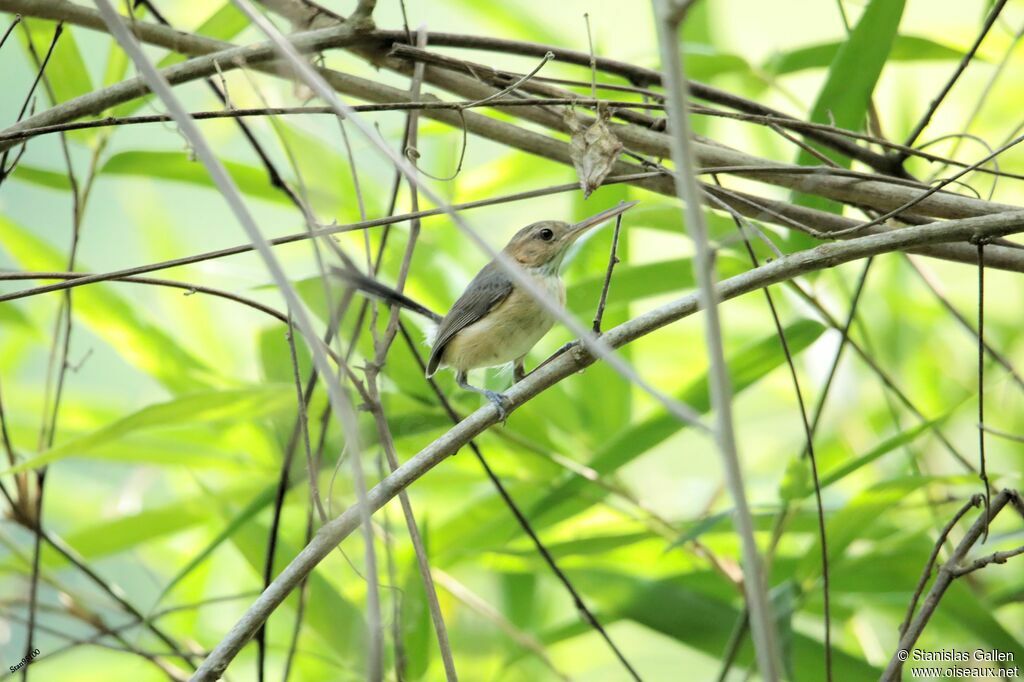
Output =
[
  {"x1": 0, "y1": 303, "x2": 32, "y2": 330},
  {"x1": 446, "y1": 0, "x2": 563, "y2": 46},
  {"x1": 165, "y1": 3, "x2": 248, "y2": 61},
  {"x1": 0, "y1": 216, "x2": 219, "y2": 393},
  {"x1": 9, "y1": 165, "x2": 72, "y2": 191},
  {"x1": 401, "y1": 522, "x2": 434, "y2": 680},
  {"x1": 154, "y1": 483, "x2": 280, "y2": 603},
  {"x1": 502, "y1": 530, "x2": 653, "y2": 559},
  {"x1": 780, "y1": 417, "x2": 945, "y2": 501},
  {"x1": 805, "y1": 0, "x2": 906, "y2": 152},
  {"x1": 434, "y1": 320, "x2": 827, "y2": 560},
  {"x1": 19, "y1": 21, "x2": 93, "y2": 108},
  {"x1": 99, "y1": 151, "x2": 293, "y2": 205},
  {"x1": 565, "y1": 256, "x2": 746, "y2": 313},
  {"x1": 501, "y1": 572, "x2": 539, "y2": 631},
  {"x1": 791, "y1": 0, "x2": 905, "y2": 229},
  {"x1": 817, "y1": 418, "x2": 941, "y2": 489},
  {"x1": 542, "y1": 569, "x2": 879, "y2": 680},
  {"x1": 834, "y1": 543, "x2": 1023, "y2": 653},
  {"x1": 535, "y1": 319, "x2": 827, "y2": 519},
  {"x1": 568, "y1": 184, "x2": 634, "y2": 441},
  {"x1": 795, "y1": 480, "x2": 917, "y2": 583},
  {"x1": 113, "y1": 3, "x2": 251, "y2": 115},
  {"x1": 61, "y1": 483, "x2": 262, "y2": 561},
  {"x1": 683, "y1": 45, "x2": 754, "y2": 81},
  {"x1": 765, "y1": 35, "x2": 976, "y2": 76},
  {"x1": 102, "y1": 40, "x2": 130, "y2": 87},
  {"x1": 665, "y1": 512, "x2": 731, "y2": 552},
  {"x1": 1, "y1": 385, "x2": 293, "y2": 475}
]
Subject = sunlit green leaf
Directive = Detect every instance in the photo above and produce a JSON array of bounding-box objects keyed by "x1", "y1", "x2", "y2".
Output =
[
  {"x1": 541, "y1": 569, "x2": 879, "y2": 679},
  {"x1": 791, "y1": 0, "x2": 905, "y2": 229},
  {"x1": 2, "y1": 385, "x2": 293, "y2": 475},
  {"x1": 19, "y1": 21, "x2": 93, "y2": 108},
  {"x1": 99, "y1": 151, "x2": 292, "y2": 205},
  {"x1": 765, "y1": 35, "x2": 975, "y2": 76},
  {"x1": 9, "y1": 165, "x2": 72, "y2": 191},
  {"x1": 154, "y1": 482, "x2": 280, "y2": 603},
  {"x1": 0, "y1": 215, "x2": 220, "y2": 393}
]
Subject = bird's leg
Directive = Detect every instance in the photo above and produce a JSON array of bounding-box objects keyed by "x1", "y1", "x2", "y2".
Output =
[
  {"x1": 513, "y1": 357, "x2": 526, "y2": 383},
  {"x1": 456, "y1": 370, "x2": 511, "y2": 421}
]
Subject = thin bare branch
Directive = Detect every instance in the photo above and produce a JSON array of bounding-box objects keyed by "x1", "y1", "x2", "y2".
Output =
[
  {"x1": 230, "y1": 0, "x2": 714, "y2": 442},
  {"x1": 717, "y1": 180, "x2": 831, "y2": 681},
  {"x1": 591, "y1": 212, "x2": 623, "y2": 333},
  {"x1": 2, "y1": 3, "x2": 1019, "y2": 230},
  {"x1": 897, "y1": 495, "x2": 982, "y2": 637},
  {"x1": 395, "y1": 322, "x2": 641, "y2": 680},
  {"x1": 653, "y1": 3, "x2": 781, "y2": 678},
  {"x1": 900, "y1": 0, "x2": 1008, "y2": 151},
  {"x1": 882, "y1": 489, "x2": 1022, "y2": 681},
  {"x1": 90, "y1": 4, "x2": 381, "y2": 679},
  {"x1": 191, "y1": 206, "x2": 1024, "y2": 680}
]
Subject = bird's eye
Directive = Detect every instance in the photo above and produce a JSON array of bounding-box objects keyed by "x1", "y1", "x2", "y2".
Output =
[{"x1": 538, "y1": 228, "x2": 554, "y2": 241}]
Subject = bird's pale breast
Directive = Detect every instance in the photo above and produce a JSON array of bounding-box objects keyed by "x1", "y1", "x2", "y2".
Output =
[{"x1": 441, "y1": 273, "x2": 565, "y2": 371}]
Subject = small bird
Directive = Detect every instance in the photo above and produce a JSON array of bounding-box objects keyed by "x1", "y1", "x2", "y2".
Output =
[
  {"x1": 425, "y1": 201, "x2": 637, "y2": 416},
  {"x1": 333, "y1": 201, "x2": 637, "y2": 416}
]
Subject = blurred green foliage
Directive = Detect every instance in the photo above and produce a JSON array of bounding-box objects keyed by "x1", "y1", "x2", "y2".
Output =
[{"x1": 0, "y1": 1, "x2": 1022, "y2": 681}]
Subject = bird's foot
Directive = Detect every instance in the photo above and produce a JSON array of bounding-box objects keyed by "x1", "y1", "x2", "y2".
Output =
[{"x1": 483, "y1": 390, "x2": 512, "y2": 422}]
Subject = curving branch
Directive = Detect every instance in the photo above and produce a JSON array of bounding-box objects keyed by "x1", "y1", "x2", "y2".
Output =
[
  {"x1": 0, "y1": 7, "x2": 1019, "y2": 273},
  {"x1": 2, "y1": 0, "x2": 1023, "y2": 234},
  {"x1": 192, "y1": 208, "x2": 1024, "y2": 680}
]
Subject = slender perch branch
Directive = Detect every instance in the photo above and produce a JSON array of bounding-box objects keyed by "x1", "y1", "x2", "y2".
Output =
[
  {"x1": 192, "y1": 209, "x2": 1024, "y2": 680},
  {"x1": 881, "y1": 489, "x2": 1023, "y2": 681}
]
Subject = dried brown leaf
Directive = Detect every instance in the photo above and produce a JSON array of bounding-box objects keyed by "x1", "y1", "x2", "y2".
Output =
[{"x1": 565, "y1": 105, "x2": 624, "y2": 198}]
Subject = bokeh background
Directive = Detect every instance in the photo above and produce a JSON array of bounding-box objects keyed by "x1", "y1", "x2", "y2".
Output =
[{"x1": 0, "y1": 1, "x2": 1022, "y2": 679}]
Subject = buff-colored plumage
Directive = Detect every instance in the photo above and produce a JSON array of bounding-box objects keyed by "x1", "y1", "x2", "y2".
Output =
[{"x1": 426, "y1": 203, "x2": 636, "y2": 392}]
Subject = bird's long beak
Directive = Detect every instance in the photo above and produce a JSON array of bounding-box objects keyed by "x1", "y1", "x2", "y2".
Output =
[{"x1": 565, "y1": 200, "x2": 639, "y2": 242}]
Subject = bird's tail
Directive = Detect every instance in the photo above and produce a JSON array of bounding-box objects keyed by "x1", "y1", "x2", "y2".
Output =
[{"x1": 328, "y1": 266, "x2": 442, "y2": 323}]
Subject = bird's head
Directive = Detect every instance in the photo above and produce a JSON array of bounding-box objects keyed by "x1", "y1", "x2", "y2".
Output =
[{"x1": 503, "y1": 201, "x2": 638, "y2": 273}]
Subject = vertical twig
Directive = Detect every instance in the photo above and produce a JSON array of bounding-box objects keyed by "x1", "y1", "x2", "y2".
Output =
[
  {"x1": 360, "y1": 29, "x2": 458, "y2": 681},
  {"x1": 583, "y1": 13, "x2": 597, "y2": 101},
  {"x1": 976, "y1": 240, "x2": 990, "y2": 538},
  {"x1": 255, "y1": 317, "x2": 309, "y2": 682},
  {"x1": 280, "y1": 500, "x2": 314, "y2": 682},
  {"x1": 905, "y1": 256, "x2": 1024, "y2": 393},
  {"x1": 881, "y1": 490, "x2": 1020, "y2": 681},
  {"x1": 900, "y1": 0, "x2": 1008, "y2": 152},
  {"x1": 592, "y1": 213, "x2": 623, "y2": 333},
  {"x1": 22, "y1": 22, "x2": 84, "y2": 679},
  {"x1": 397, "y1": 323, "x2": 641, "y2": 681},
  {"x1": 376, "y1": 455, "x2": 407, "y2": 682},
  {"x1": 0, "y1": 14, "x2": 22, "y2": 50},
  {"x1": 718, "y1": 182, "x2": 831, "y2": 681},
  {"x1": 897, "y1": 495, "x2": 982, "y2": 637},
  {"x1": 0, "y1": 21, "x2": 62, "y2": 182},
  {"x1": 652, "y1": 2, "x2": 781, "y2": 679},
  {"x1": 92, "y1": 3, "x2": 379, "y2": 679}
]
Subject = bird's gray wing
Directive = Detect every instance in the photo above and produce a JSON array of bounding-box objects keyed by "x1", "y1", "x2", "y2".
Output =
[{"x1": 426, "y1": 261, "x2": 513, "y2": 376}]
